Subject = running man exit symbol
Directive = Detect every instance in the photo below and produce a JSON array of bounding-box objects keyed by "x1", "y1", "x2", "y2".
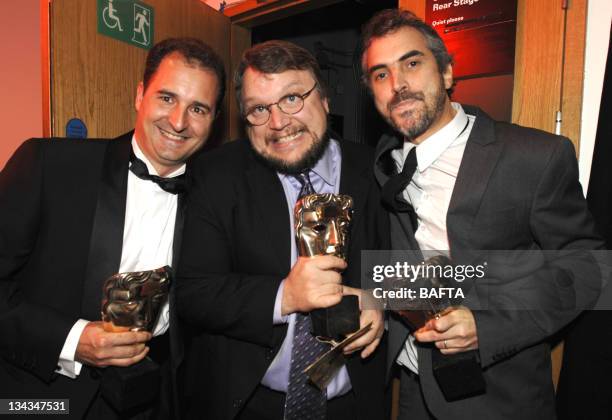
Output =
[
  {"x1": 132, "y1": 4, "x2": 150, "y2": 47},
  {"x1": 97, "y1": 0, "x2": 155, "y2": 50}
]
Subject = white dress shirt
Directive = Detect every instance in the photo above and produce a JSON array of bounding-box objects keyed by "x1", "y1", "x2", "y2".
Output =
[
  {"x1": 56, "y1": 137, "x2": 183, "y2": 378},
  {"x1": 393, "y1": 103, "x2": 475, "y2": 373}
]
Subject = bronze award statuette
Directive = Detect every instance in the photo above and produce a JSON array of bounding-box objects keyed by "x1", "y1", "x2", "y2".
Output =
[
  {"x1": 99, "y1": 266, "x2": 171, "y2": 412},
  {"x1": 385, "y1": 255, "x2": 486, "y2": 401},
  {"x1": 294, "y1": 193, "x2": 363, "y2": 389}
]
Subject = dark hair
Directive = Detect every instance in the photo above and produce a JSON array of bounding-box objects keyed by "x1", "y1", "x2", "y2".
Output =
[
  {"x1": 143, "y1": 37, "x2": 226, "y2": 111},
  {"x1": 361, "y1": 9, "x2": 453, "y2": 82},
  {"x1": 234, "y1": 40, "x2": 328, "y2": 114}
]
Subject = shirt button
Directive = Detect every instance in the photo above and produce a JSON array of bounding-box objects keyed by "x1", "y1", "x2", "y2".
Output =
[{"x1": 232, "y1": 399, "x2": 243, "y2": 408}]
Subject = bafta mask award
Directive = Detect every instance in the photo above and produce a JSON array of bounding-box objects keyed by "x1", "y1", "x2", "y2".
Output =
[
  {"x1": 294, "y1": 193, "x2": 366, "y2": 389},
  {"x1": 101, "y1": 266, "x2": 171, "y2": 332},
  {"x1": 385, "y1": 256, "x2": 486, "y2": 401},
  {"x1": 99, "y1": 266, "x2": 172, "y2": 412},
  {"x1": 294, "y1": 193, "x2": 360, "y2": 339}
]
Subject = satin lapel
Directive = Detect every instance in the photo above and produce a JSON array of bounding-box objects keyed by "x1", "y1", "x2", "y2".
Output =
[
  {"x1": 246, "y1": 155, "x2": 291, "y2": 274},
  {"x1": 447, "y1": 108, "x2": 503, "y2": 249},
  {"x1": 172, "y1": 193, "x2": 186, "y2": 269},
  {"x1": 170, "y1": 192, "x2": 185, "y2": 368},
  {"x1": 338, "y1": 141, "x2": 370, "y2": 232},
  {"x1": 81, "y1": 134, "x2": 131, "y2": 321}
]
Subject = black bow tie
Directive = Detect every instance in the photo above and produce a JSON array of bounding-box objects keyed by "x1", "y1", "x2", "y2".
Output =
[
  {"x1": 381, "y1": 147, "x2": 418, "y2": 230},
  {"x1": 129, "y1": 153, "x2": 185, "y2": 195}
]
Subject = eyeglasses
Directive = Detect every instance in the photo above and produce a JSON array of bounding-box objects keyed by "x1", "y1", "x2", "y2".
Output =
[{"x1": 244, "y1": 83, "x2": 318, "y2": 126}]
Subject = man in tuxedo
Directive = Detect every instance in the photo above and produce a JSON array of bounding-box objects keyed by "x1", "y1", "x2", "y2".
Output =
[
  {"x1": 361, "y1": 9, "x2": 604, "y2": 419},
  {"x1": 0, "y1": 37, "x2": 225, "y2": 419},
  {"x1": 176, "y1": 40, "x2": 387, "y2": 420}
]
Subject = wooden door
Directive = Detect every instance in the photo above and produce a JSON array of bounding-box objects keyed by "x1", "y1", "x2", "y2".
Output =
[{"x1": 47, "y1": 0, "x2": 232, "y2": 143}]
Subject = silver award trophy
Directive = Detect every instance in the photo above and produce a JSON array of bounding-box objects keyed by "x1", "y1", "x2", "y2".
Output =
[
  {"x1": 294, "y1": 193, "x2": 365, "y2": 389},
  {"x1": 99, "y1": 266, "x2": 171, "y2": 412},
  {"x1": 385, "y1": 256, "x2": 486, "y2": 401}
]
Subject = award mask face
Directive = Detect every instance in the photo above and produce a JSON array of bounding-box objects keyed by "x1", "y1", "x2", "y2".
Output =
[
  {"x1": 101, "y1": 266, "x2": 171, "y2": 332},
  {"x1": 295, "y1": 193, "x2": 353, "y2": 260}
]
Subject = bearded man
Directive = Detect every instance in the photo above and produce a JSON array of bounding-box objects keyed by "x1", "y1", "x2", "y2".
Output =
[
  {"x1": 176, "y1": 40, "x2": 388, "y2": 420},
  {"x1": 362, "y1": 8, "x2": 604, "y2": 420}
]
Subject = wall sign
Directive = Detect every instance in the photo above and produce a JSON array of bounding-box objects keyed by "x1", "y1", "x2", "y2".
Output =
[
  {"x1": 66, "y1": 118, "x2": 88, "y2": 139},
  {"x1": 97, "y1": 0, "x2": 154, "y2": 50},
  {"x1": 426, "y1": 0, "x2": 517, "y2": 79}
]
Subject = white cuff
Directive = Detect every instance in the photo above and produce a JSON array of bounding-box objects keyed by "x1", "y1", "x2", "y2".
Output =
[
  {"x1": 152, "y1": 300, "x2": 170, "y2": 336},
  {"x1": 273, "y1": 280, "x2": 289, "y2": 324},
  {"x1": 55, "y1": 319, "x2": 89, "y2": 379}
]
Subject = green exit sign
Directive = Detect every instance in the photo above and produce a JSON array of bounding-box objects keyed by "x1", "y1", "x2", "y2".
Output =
[{"x1": 97, "y1": 0, "x2": 154, "y2": 50}]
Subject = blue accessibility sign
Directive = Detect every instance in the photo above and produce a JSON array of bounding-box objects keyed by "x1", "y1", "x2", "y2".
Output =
[{"x1": 66, "y1": 118, "x2": 88, "y2": 139}]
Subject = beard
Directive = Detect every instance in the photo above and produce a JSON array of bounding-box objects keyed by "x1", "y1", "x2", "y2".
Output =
[
  {"x1": 387, "y1": 74, "x2": 447, "y2": 140},
  {"x1": 252, "y1": 126, "x2": 331, "y2": 175}
]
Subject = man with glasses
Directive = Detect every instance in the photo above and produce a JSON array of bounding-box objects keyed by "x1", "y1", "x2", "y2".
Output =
[{"x1": 176, "y1": 40, "x2": 388, "y2": 420}]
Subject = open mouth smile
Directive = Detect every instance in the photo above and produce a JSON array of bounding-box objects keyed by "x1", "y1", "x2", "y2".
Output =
[
  {"x1": 271, "y1": 129, "x2": 305, "y2": 144},
  {"x1": 159, "y1": 127, "x2": 188, "y2": 141}
]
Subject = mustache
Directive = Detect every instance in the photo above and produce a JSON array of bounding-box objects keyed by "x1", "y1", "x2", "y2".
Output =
[
  {"x1": 265, "y1": 126, "x2": 307, "y2": 143},
  {"x1": 388, "y1": 90, "x2": 424, "y2": 111}
]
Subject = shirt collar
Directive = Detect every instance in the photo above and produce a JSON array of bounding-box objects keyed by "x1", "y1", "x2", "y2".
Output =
[
  {"x1": 131, "y1": 135, "x2": 186, "y2": 178},
  {"x1": 404, "y1": 102, "x2": 468, "y2": 172}
]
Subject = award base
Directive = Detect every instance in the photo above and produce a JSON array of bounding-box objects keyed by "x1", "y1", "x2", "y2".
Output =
[
  {"x1": 100, "y1": 357, "x2": 160, "y2": 412},
  {"x1": 305, "y1": 323, "x2": 372, "y2": 390},
  {"x1": 310, "y1": 295, "x2": 360, "y2": 341},
  {"x1": 431, "y1": 349, "x2": 486, "y2": 401}
]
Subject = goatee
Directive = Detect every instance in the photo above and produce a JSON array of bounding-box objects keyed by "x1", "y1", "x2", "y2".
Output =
[
  {"x1": 252, "y1": 130, "x2": 331, "y2": 175},
  {"x1": 390, "y1": 75, "x2": 447, "y2": 140}
]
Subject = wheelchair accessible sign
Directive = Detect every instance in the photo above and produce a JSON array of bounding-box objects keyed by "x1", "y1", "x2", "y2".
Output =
[{"x1": 97, "y1": 0, "x2": 154, "y2": 50}]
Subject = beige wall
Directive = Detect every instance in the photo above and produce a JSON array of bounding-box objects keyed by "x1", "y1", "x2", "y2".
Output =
[{"x1": 0, "y1": 0, "x2": 43, "y2": 170}]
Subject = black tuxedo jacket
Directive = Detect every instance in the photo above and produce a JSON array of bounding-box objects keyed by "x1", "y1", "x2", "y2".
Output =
[
  {"x1": 176, "y1": 138, "x2": 388, "y2": 420},
  {"x1": 0, "y1": 133, "x2": 184, "y2": 419},
  {"x1": 374, "y1": 106, "x2": 604, "y2": 419}
]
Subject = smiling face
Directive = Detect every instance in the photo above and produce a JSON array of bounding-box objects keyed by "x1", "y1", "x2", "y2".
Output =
[
  {"x1": 363, "y1": 27, "x2": 454, "y2": 144},
  {"x1": 241, "y1": 67, "x2": 330, "y2": 174},
  {"x1": 134, "y1": 53, "x2": 219, "y2": 176}
]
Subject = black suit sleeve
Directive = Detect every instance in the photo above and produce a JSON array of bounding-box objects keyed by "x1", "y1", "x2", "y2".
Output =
[
  {"x1": 471, "y1": 138, "x2": 604, "y2": 367},
  {"x1": 176, "y1": 161, "x2": 281, "y2": 349},
  {"x1": 0, "y1": 140, "x2": 75, "y2": 382}
]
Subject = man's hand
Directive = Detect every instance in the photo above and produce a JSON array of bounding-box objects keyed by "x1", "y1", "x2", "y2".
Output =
[
  {"x1": 75, "y1": 321, "x2": 151, "y2": 367},
  {"x1": 281, "y1": 255, "x2": 346, "y2": 315},
  {"x1": 413, "y1": 306, "x2": 478, "y2": 355},
  {"x1": 342, "y1": 286, "x2": 384, "y2": 358}
]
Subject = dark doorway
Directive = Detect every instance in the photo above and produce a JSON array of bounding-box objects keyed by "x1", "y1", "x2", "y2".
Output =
[{"x1": 252, "y1": 0, "x2": 397, "y2": 147}]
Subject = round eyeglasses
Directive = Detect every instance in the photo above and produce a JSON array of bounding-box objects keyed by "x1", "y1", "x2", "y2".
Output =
[{"x1": 244, "y1": 83, "x2": 318, "y2": 126}]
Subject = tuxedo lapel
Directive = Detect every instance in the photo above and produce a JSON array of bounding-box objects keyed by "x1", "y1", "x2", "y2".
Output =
[
  {"x1": 172, "y1": 193, "x2": 186, "y2": 269},
  {"x1": 447, "y1": 107, "x2": 503, "y2": 249},
  {"x1": 245, "y1": 155, "x2": 291, "y2": 274},
  {"x1": 169, "y1": 192, "x2": 185, "y2": 370},
  {"x1": 81, "y1": 134, "x2": 132, "y2": 321}
]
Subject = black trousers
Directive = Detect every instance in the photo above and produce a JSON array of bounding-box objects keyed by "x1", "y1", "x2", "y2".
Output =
[
  {"x1": 398, "y1": 367, "x2": 436, "y2": 420},
  {"x1": 237, "y1": 385, "x2": 358, "y2": 420}
]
